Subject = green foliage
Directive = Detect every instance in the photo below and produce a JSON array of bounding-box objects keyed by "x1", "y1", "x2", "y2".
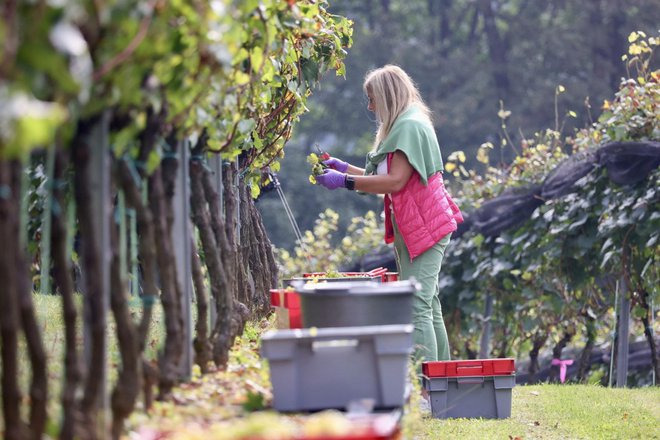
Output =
[
  {"x1": 0, "y1": 89, "x2": 67, "y2": 160},
  {"x1": 3, "y1": 0, "x2": 353, "y2": 185},
  {"x1": 575, "y1": 42, "x2": 660, "y2": 145},
  {"x1": 292, "y1": 0, "x2": 658, "y2": 158},
  {"x1": 439, "y1": 31, "x2": 659, "y2": 361},
  {"x1": 276, "y1": 209, "x2": 386, "y2": 278},
  {"x1": 267, "y1": 0, "x2": 659, "y2": 252},
  {"x1": 241, "y1": 391, "x2": 267, "y2": 412}
]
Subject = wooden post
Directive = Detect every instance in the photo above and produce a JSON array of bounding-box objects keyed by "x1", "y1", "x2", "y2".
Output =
[
  {"x1": 608, "y1": 283, "x2": 618, "y2": 387},
  {"x1": 118, "y1": 191, "x2": 128, "y2": 289},
  {"x1": 172, "y1": 140, "x2": 193, "y2": 380},
  {"x1": 615, "y1": 276, "x2": 630, "y2": 387},
  {"x1": 128, "y1": 207, "x2": 139, "y2": 297},
  {"x1": 208, "y1": 154, "x2": 223, "y2": 329},
  {"x1": 18, "y1": 158, "x2": 30, "y2": 251},
  {"x1": 653, "y1": 297, "x2": 657, "y2": 386},
  {"x1": 210, "y1": 154, "x2": 223, "y2": 213},
  {"x1": 234, "y1": 159, "x2": 241, "y2": 242},
  {"x1": 479, "y1": 294, "x2": 493, "y2": 359},
  {"x1": 40, "y1": 145, "x2": 56, "y2": 295},
  {"x1": 479, "y1": 245, "x2": 496, "y2": 360},
  {"x1": 87, "y1": 111, "x2": 111, "y2": 436}
]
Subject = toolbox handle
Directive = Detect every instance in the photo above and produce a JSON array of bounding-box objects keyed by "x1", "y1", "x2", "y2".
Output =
[
  {"x1": 456, "y1": 376, "x2": 485, "y2": 385},
  {"x1": 312, "y1": 339, "x2": 359, "y2": 351},
  {"x1": 456, "y1": 364, "x2": 484, "y2": 374}
]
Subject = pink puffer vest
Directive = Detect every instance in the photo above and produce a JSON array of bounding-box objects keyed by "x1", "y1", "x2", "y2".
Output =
[{"x1": 383, "y1": 154, "x2": 463, "y2": 261}]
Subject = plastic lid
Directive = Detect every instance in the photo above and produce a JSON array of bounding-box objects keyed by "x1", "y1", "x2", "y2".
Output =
[
  {"x1": 422, "y1": 358, "x2": 516, "y2": 377},
  {"x1": 294, "y1": 279, "x2": 419, "y2": 296}
]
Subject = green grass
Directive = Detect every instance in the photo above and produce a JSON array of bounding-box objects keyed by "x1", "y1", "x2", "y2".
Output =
[
  {"x1": 15, "y1": 293, "x2": 165, "y2": 429},
  {"x1": 410, "y1": 384, "x2": 660, "y2": 440},
  {"x1": 18, "y1": 294, "x2": 72, "y2": 420}
]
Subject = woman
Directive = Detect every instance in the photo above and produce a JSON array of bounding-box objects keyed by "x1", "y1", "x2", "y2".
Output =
[{"x1": 316, "y1": 64, "x2": 463, "y2": 364}]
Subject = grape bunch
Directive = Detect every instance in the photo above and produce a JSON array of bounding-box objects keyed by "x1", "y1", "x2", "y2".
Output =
[{"x1": 307, "y1": 152, "x2": 328, "y2": 184}]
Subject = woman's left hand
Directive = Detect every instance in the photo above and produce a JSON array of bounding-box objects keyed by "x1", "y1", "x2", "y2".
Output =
[
  {"x1": 316, "y1": 169, "x2": 347, "y2": 190},
  {"x1": 323, "y1": 157, "x2": 349, "y2": 173}
]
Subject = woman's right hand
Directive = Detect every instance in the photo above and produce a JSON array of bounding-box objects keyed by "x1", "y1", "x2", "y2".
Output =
[
  {"x1": 316, "y1": 169, "x2": 347, "y2": 190},
  {"x1": 323, "y1": 157, "x2": 349, "y2": 173}
]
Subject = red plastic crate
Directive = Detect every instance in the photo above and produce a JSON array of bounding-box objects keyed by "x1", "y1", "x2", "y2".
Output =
[
  {"x1": 270, "y1": 289, "x2": 282, "y2": 306},
  {"x1": 270, "y1": 289, "x2": 301, "y2": 308},
  {"x1": 270, "y1": 289, "x2": 302, "y2": 328},
  {"x1": 384, "y1": 272, "x2": 399, "y2": 282},
  {"x1": 422, "y1": 358, "x2": 515, "y2": 378}
]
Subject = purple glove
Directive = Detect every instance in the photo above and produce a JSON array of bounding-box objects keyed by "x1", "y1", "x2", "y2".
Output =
[
  {"x1": 323, "y1": 157, "x2": 349, "y2": 173},
  {"x1": 316, "y1": 169, "x2": 347, "y2": 190}
]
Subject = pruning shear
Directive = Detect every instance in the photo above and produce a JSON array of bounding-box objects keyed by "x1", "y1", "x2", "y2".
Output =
[{"x1": 314, "y1": 143, "x2": 330, "y2": 161}]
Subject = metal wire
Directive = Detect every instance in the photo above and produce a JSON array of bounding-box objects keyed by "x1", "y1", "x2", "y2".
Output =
[{"x1": 270, "y1": 172, "x2": 309, "y2": 258}]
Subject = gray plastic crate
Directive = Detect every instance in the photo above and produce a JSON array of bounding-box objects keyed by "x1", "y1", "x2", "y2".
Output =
[
  {"x1": 282, "y1": 276, "x2": 382, "y2": 286},
  {"x1": 261, "y1": 324, "x2": 414, "y2": 412},
  {"x1": 422, "y1": 374, "x2": 515, "y2": 419},
  {"x1": 294, "y1": 280, "x2": 418, "y2": 328}
]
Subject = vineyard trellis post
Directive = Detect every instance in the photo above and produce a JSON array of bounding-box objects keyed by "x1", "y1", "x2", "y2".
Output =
[
  {"x1": 234, "y1": 158, "x2": 241, "y2": 242},
  {"x1": 479, "y1": 294, "x2": 494, "y2": 359},
  {"x1": 128, "y1": 206, "x2": 139, "y2": 297},
  {"x1": 172, "y1": 139, "x2": 193, "y2": 380},
  {"x1": 87, "y1": 112, "x2": 112, "y2": 436},
  {"x1": 210, "y1": 155, "x2": 224, "y2": 217},
  {"x1": 40, "y1": 145, "x2": 55, "y2": 296},
  {"x1": 208, "y1": 155, "x2": 224, "y2": 329},
  {"x1": 615, "y1": 277, "x2": 631, "y2": 387}
]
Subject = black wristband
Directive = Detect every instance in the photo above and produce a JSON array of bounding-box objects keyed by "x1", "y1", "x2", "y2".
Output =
[{"x1": 345, "y1": 175, "x2": 356, "y2": 190}]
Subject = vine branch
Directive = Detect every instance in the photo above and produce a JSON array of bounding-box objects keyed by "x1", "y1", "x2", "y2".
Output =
[{"x1": 92, "y1": 0, "x2": 158, "y2": 81}]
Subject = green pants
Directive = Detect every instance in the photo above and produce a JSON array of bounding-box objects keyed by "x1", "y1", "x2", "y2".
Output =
[{"x1": 393, "y1": 219, "x2": 451, "y2": 364}]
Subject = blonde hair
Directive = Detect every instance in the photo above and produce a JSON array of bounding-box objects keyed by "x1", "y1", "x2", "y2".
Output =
[{"x1": 363, "y1": 64, "x2": 432, "y2": 147}]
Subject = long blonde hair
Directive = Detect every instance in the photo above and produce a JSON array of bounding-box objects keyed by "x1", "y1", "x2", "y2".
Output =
[{"x1": 363, "y1": 65, "x2": 432, "y2": 148}]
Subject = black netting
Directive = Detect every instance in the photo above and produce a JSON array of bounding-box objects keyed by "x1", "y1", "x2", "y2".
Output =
[
  {"x1": 596, "y1": 141, "x2": 660, "y2": 185},
  {"x1": 471, "y1": 185, "x2": 543, "y2": 237},
  {"x1": 541, "y1": 149, "x2": 598, "y2": 199},
  {"x1": 452, "y1": 213, "x2": 472, "y2": 239},
  {"x1": 342, "y1": 247, "x2": 397, "y2": 272},
  {"x1": 351, "y1": 142, "x2": 658, "y2": 264}
]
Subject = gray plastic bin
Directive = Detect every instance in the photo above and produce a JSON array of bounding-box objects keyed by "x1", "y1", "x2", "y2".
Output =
[
  {"x1": 283, "y1": 276, "x2": 382, "y2": 285},
  {"x1": 261, "y1": 324, "x2": 414, "y2": 412},
  {"x1": 422, "y1": 374, "x2": 515, "y2": 419},
  {"x1": 294, "y1": 280, "x2": 418, "y2": 328}
]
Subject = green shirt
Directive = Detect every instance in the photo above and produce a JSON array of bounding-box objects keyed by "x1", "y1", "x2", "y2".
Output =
[{"x1": 364, "y1": 105, "x2": 444, "y2": 185}]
